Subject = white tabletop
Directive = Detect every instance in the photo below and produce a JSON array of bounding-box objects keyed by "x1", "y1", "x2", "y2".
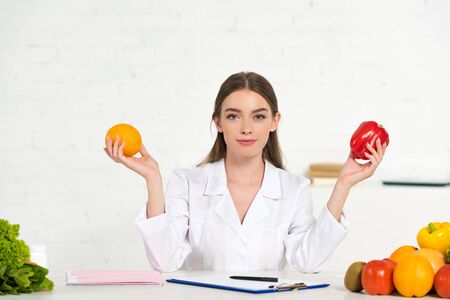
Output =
[{"x1": 0, "y1": 270, "x2": 439, "y2": 299}]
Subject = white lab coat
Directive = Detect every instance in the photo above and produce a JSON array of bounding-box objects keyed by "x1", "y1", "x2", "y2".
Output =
[{"x1": 134, "y1": 158, "x2": 348, "y2": 273}]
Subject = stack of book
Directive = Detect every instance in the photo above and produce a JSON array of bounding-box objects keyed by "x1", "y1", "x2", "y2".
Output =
[{"x1": 307, "y1": 163, "x2": 343, "y2": 186}]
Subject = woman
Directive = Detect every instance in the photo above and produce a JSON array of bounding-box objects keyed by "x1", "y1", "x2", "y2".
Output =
[{"x1": 104, "y1": 72, "x2": 386, "y2": 273}]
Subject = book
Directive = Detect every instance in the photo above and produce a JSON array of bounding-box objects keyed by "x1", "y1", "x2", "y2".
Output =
[
  {"x1": 66, "y1": 269, "x2": 162, "y2": 285},
  {"x1": 309, "y1": 163, "x2": 343, "y2": 172},
  {"x1": 307, "y1": 162, "x2": 343, "y2": 186}
]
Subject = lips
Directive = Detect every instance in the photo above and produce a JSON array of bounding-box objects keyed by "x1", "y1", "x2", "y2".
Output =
[{"x1": 237, "y1": 139, "x2": 257, "y2": 146}]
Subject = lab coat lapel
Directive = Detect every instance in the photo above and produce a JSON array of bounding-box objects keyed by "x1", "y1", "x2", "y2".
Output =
[
  {"x1": 242, "y1": 161, "x2": 281, "y2": 227},
  {"x1": 204, "y1": 159, "x2": 242, "y2": 234},
  {"x1": 204, "y1": 159, "x2": 282, "y2": 231},
  {"x1": 241, "y1": 191, "x2": 268, "y2": 227},
  {"x1": 259, "y1": 161, "x2": 282, "y2": 200},
  {"x1": 213, "y1": 191, "x2": 242, "y2": 234}
]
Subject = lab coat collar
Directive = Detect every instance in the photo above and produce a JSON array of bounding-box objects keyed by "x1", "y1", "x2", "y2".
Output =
[
  {"x1": 260, "y1": 161, "x2": 282, "y2": 199},
  {"x1": 204, "y1": 159, "x2": 227, "y2": 195},
  {"x1": 203, "y1": 158, "x2": 282, "y2": 200}
]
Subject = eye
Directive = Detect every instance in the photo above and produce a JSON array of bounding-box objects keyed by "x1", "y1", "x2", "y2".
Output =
[
  {"x1": 226, "y1": 114, "x2": 238, "y2": 120},
  {"x1": 254, "y1": 114, "x2": 266, "y2": 120}
]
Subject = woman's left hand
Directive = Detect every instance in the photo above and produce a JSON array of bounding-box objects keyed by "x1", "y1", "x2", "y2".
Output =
[{"x1": 339, "y1": 138, "x2": 387, "y2": 188}]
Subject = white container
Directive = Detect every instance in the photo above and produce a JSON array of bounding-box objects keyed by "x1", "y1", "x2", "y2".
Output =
[{"x1": 29, "y1": 244, "x2": 47, "y2": 268}]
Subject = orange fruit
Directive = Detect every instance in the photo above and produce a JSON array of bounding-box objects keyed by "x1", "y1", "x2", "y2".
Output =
[
  {"x1": 106, "y1": 123, "x2": 142, "y2": 157},
  {"x1": 390, "y1": 245, "x2": 418, "y2": 263},
  {"x1": 393, "y1": 255, "x2": 434, "y2": 297},
  {"x1": 413, "y1": 248, "x2": 445, "y2": 274}
]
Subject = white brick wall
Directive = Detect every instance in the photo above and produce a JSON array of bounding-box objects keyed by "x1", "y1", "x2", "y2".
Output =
[{"x1": 1, "y1": 0, "x2": 449, "y2": 278}]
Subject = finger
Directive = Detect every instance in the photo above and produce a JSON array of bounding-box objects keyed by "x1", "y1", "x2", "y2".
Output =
[
  {"x1": 366, "y1": 152, "x2": 381, "y2": 170},
  {"x1": 366, "y1": 143, "x2": 380, "y2": 161},
  {"x1": 103, "y1": 147, "x2": 112, "y2": 159},
  {"x1": 113, "y1": 135, "x2": 120, "y2": 160},
  {"x1": 376, "y1": 138, "x2": 383, "y2": 158},
  {"x1": 364, "y1": 152, "x2": 377, "y2": 164},
  {"x1": 140, "y1": 144, "x2": 153, "y2": 159},
  {"x1": 117, "y1": 141, "x2": 129, "y2": 165},
  {"x1": 106, "y1": 136, "x2": 113, "y2": 157},
  {"x1": 360, "y1": 153, "x2": 377, "y2": 173},
  {"x1": 381, "y1": 142, "x2": 387, "y2": 159}
]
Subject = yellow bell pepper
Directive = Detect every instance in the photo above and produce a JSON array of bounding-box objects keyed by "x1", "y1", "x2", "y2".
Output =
[{"x1": 417, "y1": 222, "x2": 450, "y2": 255}]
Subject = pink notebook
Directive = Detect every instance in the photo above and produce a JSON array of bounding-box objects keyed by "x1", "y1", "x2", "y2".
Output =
[{"x1": 66, "y1": 269, "x2": 163, "y2": 285}]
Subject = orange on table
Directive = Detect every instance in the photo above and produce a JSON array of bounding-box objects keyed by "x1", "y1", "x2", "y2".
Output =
[
  {"x1": 393, "y1": 255, "x2": 434, "y2": 297},
  {"x1": 413, "y1": 248, "x2": 445, "y2": 274},
  {"x1": 106, "y1": 123, "x2": 142, "y2": 157},
  {"x1": 390, "y1": 245, "x2": 418, "y2": 263}
]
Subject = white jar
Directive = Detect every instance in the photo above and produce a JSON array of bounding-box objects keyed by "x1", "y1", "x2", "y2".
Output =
[{"x1": 29, "y1": 245, "x2": 47, "y2": 268}]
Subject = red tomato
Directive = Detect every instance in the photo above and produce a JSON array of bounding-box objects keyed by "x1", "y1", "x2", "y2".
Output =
[
  {"x1": 435, "y1": 264, "x2": 450, "y2": 298},
  {"x1": 350, "y1": 121, "x2": 389, "y2": 160},
  {"x1": 362, "y1": 259, "x2": 396, "y2": 295}
]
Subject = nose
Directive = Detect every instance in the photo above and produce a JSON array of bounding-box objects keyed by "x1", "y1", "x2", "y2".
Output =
[{"x1": 240, "y1": 120, "x2": 253, "y2": 135}]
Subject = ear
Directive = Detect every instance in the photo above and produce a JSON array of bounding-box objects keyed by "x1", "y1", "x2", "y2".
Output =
[
  {"x1": 270, "y1": 112, "x2": 281, "y2": 132},
  {"x1": 214, "y1": 116, "x2": 223, "y2": 133}
]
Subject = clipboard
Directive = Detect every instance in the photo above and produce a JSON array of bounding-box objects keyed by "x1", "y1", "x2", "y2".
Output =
[{"x1": 166, "y1": 275, "x2": 330, "y2": 294}]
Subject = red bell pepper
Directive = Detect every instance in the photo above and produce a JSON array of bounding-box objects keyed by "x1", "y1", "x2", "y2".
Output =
[
  {"x1": 361, "y1": 258, "x2": 396, "y2": 295},
  {"x1": 350, "y1": 121, "x2": 389, "y2": 159}
]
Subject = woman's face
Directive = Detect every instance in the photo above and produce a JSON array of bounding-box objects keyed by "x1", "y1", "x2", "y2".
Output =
[{"x1": 214, "y1": 89, "x2": 281, "y2": 160}]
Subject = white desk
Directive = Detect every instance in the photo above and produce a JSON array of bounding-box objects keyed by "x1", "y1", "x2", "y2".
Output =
[{"x1": 1, "y1": 270, "x2": 439, "y2": 299}]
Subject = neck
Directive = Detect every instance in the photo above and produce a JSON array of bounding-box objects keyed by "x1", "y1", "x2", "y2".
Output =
[{"x1": 224, "y1": 153, "x2": 265, "y2": 184}]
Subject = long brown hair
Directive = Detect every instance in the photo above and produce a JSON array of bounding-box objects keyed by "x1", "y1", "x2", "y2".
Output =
[{"x1": 198, "y1": 72, "x2": 285, "y2": 169}]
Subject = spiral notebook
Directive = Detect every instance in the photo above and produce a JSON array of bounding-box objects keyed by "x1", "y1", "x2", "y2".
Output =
[{"x1": 166, "y1": 275, "x2": 329, "y2": 294}]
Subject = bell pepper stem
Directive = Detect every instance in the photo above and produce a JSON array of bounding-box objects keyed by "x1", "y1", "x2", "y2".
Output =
[{"x1": 428, "y1": 223, "x2": 437, "y2": 233}]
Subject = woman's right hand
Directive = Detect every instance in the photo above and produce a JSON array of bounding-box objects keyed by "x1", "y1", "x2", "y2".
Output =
[{"x1": 104, "y1": 136, "x2": 161, "y2": 182}]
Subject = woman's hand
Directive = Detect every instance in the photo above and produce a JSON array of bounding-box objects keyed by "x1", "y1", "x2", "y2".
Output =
[
  {"x1": 338, "y1": 138, "x2": 387, "y2": 188},
  {"x1": 104, "y1": 136, "x2": 161, "y2": 182},
  {"x1": 327, "y1": 138, "x2": 387, "y2": 221}
]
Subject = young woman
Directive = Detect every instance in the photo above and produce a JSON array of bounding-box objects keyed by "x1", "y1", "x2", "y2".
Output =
[{"x1": 104, "y1": 72, "x2": 386, "y2": 273}]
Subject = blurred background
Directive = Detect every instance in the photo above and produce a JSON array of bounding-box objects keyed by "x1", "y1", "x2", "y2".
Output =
[{"x1": 1, "y1": 0, "x2": 449, "y2": 278}]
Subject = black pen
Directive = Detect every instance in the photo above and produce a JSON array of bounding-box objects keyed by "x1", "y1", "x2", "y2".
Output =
[{"x1": 229, "y1": 276, "x2": 278, "y2": 282}]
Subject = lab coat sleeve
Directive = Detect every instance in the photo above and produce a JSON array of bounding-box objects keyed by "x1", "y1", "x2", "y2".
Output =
[
  {"x1": 134, "y1": 169, "x2": 191, "y2": 272},
  {"x1": 284, "y1": 181, "x2": 349, "y2": 273}
]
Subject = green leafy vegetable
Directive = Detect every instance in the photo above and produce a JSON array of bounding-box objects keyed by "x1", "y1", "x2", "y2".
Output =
[{"x1": 0, "y1": 219, "x2": 53, "y2": 295}]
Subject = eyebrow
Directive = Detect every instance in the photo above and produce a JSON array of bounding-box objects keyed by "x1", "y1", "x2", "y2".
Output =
[{"x1": 224, "y1": 108, "x2": 269, "y2": 113}]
